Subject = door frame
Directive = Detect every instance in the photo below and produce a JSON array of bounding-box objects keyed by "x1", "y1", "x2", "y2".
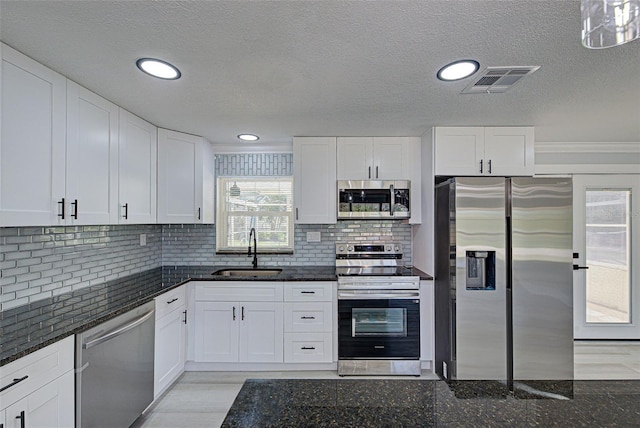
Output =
[{"x1": 573, "y1": 174, "x2": 640, "y2": 339}]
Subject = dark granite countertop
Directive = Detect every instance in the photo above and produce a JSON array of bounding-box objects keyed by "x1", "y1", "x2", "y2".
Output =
[
  {"x1": 222, "y1": 378, "x2": 640, "y2": 427},
  {"x1": 0, "y1": 264, "x2": 432, "y2": 366}
]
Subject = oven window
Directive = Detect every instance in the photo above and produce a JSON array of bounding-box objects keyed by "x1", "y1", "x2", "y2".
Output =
[{"x1": 351, "y1": 308, "x2": 407, "y2": 337}]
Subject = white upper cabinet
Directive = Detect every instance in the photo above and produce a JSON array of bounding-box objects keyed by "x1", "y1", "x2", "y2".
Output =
[
  {"x1": 157, "y1": 128, "x2": 214, "y2": 224},
  {"x1": 118, "y1": 109, "x2": 157, "y2": 224},
  {"x1": 483, "y1": 127, "x2": 535, "y2": 176},
  {"x1": 336, "y1": 137, "x2": 373, "y2": 180},
  {"x1": 434, "y1": 127, "x2": 534, "y2": 176},
  {"x1": 293, "y1": 137, "x2": 337, "y2": 224},
  {"x1": 1, "y1": 43, "x2": 67, "y2": 226},
  {"x1": 336, "y1": 136, "x2": 422, "y2": 223},
  {"x1": 66, "y1": 81, "x2": 119, "y2": 225},
  {"x1": 337, "y1": 137, "x2": 414, "y2": 180}
]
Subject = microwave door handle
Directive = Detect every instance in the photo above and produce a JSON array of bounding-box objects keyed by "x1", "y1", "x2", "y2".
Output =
[{"x1": 390, "y1": 184, "x2": 395, "y2": 216}]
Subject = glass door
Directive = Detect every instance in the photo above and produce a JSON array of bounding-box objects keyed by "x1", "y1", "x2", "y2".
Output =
[{"x1": 573, "y1": 175, "x2": 640, "y2": 339}]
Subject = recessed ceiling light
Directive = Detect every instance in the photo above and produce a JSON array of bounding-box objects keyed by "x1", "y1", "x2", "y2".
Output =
[
  {"x1": 136, "y1": 58, "x2": 181, "y2": 80},
  {"x1": 237, "y1": 134, "x2": 260, "y2": 142},
  {"x1": 437, "y1": 60, "x2": 480, "y2": 81}
]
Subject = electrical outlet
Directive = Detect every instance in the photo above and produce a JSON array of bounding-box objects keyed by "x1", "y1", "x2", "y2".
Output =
[
  {"x1": 306, "y1": 231, "x2": 321, "y2": 242},
  {"x1": 140, "y1": 234, "x2": 147, "y2": 246}
]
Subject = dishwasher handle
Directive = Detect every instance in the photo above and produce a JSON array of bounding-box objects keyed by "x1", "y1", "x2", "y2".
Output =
[{"x1": 83, "y1": 309, "x2": 154, "y2": 350}]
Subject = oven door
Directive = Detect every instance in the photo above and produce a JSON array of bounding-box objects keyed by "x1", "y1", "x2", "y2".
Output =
[{"x1": 338, "y1": 294, "x2": 420, "y2": 359}]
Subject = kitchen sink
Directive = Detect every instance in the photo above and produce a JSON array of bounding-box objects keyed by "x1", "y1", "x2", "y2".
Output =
[{"x1": 212, "y1": 268, "x2": 283, "y2": 277}]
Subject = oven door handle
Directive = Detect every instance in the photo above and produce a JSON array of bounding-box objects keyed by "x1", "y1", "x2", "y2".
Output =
[{"x1": 338, "y1": 291, "x2": 419, "y2": 300}]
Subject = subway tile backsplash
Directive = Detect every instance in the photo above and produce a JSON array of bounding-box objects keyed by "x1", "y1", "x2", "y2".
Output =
[
  {"x1": 2, "y1": 221, "x2": 411, "y2": 310},
  {"x1": 1, "y1": 225, "x2": 162, "y2": 310},
  {"x1": 216, "y1": 153, "x2": 293, "y2": 176},
  {"x1": 161, "y1": 221, "x2": 411, "y2": 267}
]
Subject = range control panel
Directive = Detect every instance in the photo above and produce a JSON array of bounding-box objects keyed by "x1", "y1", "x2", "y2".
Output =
[{"x1": 335, "y1": 242, "x2": 402, "y2": 258}]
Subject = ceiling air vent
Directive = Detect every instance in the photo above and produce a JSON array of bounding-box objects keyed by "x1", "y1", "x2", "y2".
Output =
[{"x1": 461, "y1": 66, "x2": 540, "y2": 94}]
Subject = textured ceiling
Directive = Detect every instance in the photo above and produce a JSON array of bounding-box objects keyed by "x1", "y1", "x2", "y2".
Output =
[{"x1": 1, "y1": 0, "x2": 639, "y2": 147}]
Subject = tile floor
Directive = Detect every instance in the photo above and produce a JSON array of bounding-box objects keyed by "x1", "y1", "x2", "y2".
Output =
[
  {"x1": 574, "y1": 340, "x2": 640, "y2": 380},
  {"x1": 132, "y1": 342, "x2": 640, "y2": 428}
]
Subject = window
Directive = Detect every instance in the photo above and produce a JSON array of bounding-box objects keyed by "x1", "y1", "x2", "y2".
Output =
[
  {"x1": 585, "y1": 189, "x2": 631, "y2": 324},
  {"x1": 216, "y1": 177, "x2": 294, "y2": 253}
]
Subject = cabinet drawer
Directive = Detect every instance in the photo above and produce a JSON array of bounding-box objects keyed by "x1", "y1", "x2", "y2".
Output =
[
  {"x1": 0, "y1": 335, "x2": 74, "y2": 409},
  {"x1": 155, "y1": 285, "x2": 187, "y2": 319},
  {"x1": 195, "y1": 282, "x2": 283, "y2": 302},
  {"x1": 284, "y1": 333, "x2": 332, "y2": 363},
  {"x1": 284, "y1": 282, "x2": 334, "y2": 302},
  {"x1": 284, "y1": 302, "x2": 332, "y2": 333}
]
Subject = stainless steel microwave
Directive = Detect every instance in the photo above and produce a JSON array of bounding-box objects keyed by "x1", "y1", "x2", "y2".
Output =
[{"x1": 337, "y1": 180, "x2": 410, "y2": 219}]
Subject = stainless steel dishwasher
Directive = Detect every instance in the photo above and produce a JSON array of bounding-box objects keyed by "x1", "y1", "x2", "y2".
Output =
[{"x1": 75, "y1": 300, "x2": 155, "y2": 428}]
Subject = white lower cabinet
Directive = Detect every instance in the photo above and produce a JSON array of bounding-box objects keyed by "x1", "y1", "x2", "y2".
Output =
[
  {"x1": 193, "y1": 282, "x2": 284, "y2": 363},
  {"x1": 283, "y1": 282, "x2": 334, "y2": 363},
  {"x1": 190, "y1": 281, "x2": 335, "y2": 367},
  {"x1": 0, "y1": 336, "x2": 74, "y2": 428},
  {"x1": 154, "y1": 285, "x2": 187, "y2": 398},
  {"x1": 3, "y1": 371, "x2": 74, "y2": 428},
  {"x1": 284, "y1": 332, "x2": 333, "y2": 363}
]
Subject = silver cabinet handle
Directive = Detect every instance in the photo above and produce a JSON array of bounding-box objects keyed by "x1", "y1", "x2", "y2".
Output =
[
  {"x1": 296, "y1": 207, "x2": 299, "y2": 220},
  {"x1": 83, "y1": 310, "x2": 154, "y2": 349}
]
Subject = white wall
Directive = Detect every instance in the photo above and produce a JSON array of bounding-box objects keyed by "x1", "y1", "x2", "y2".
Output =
[{"x1": 411, "y1": 128, "x2": 434, "y2": 274}]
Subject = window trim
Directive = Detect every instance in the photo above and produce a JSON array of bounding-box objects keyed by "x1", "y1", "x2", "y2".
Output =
[{"x1": 216, "y1": 176, "x2": 294, "y2": 254}]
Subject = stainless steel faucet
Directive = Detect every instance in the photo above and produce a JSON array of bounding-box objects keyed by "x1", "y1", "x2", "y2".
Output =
[{"x1": 248, "y1": 227, "x2": 258, "y2": 268}]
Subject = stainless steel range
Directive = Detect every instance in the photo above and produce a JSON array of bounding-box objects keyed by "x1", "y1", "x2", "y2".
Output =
[{"x1": 336, "y1": 243, "x2": 421, "y2": 376}]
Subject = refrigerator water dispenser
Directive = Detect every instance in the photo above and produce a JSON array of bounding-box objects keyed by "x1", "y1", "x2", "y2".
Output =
[{"x1": 466, "y1": 251, "x2": 495, "y2": 290}]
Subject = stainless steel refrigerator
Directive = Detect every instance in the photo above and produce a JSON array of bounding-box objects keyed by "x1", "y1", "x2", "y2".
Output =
[{"x1": 434, "y1": 177, "x2": 573, "y2": 381}]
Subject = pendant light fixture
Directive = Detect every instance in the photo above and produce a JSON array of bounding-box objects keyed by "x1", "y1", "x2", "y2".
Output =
[
  {"x1": 581, "y1": 0, "x2": 640, "y2": 48},
  {"x1": 230, "y1": 182, "x2": 241, "y2": 197}
]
